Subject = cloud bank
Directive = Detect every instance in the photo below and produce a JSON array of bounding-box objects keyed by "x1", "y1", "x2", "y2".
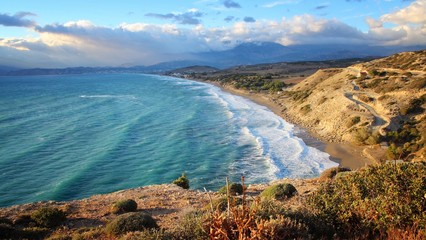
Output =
[
  {"x1": 0, "y1": 0, "x2": 425, "y2": 68},
  {"x1": 145, "y1": 9, "x2": 204, "y2": 25},
  {"x1": 0, "y1": 12, "x2": 36, "y2": 27}
]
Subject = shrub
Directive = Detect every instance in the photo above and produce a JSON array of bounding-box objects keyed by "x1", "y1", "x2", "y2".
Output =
[
  {"x1": 105, "y1": 212, "x2": 158, "y2": 237},
  {"x1": 260, "y1": 183, "x2": 297, "y2": 200},
  {"x1": 13, "y1": 214, "x2": 34, "y2": 226},
  {"x1": 346, "y1": 116, "x2": 361, "y2": 128},
  {"x1": 400, "y1": 96, "x2": 425, "y2": 115},
  {"x1": 21, "y1": 227, "x2": 50, "y2": 239},
  {"x1": 121, "y1": 229, "x2": 172, "y2": 240},
  {"x1": 172, "y1": 173, "x2": 190, "y2": 189},
  {"x1": 255, "y1": 199, "x2": 287, "y2": 220},
  {"x1": 218, "y1": 182, "x2": 244, "y2": 196},
  {"x1": 307, "y1": 162, "x2": 426, "y2": 239},
  {"x1": 211, "y1": 196, "x2": 243, "y2": 212},
  {"x1": 318, "y1": 96, "x2": 327, "y2": 105},
  {"x1": 352, "y1": 127, "x2": 371, "y2": 144},
  {"x1": 300, "y1": 104, "x2": 311, "y2": 115},
  {"x1": 111, "y1": 199, "x2": 138, "y2": 214},
  {"x1": 0, "y1": 223, "x2": 16, "y2": 239},
  {"x1": 169, "y1": 209, "x2": 208, "y2": 239},
  {"x1": 31, "y1": 207, "x2": 66, "y2": 228},
  {"x1": 69, "y1": 227, "x2": 105, "y2": 240},
  {"x1": 319, "y1": 167, "x2": 351, "y2": 180}
]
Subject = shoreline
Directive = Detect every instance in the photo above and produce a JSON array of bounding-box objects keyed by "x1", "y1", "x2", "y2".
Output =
[{"x1": 204, "y1": 80, "x2": 375, "y2": 170}]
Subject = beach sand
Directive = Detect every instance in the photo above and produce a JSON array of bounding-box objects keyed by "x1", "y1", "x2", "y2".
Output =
[{"x1": 207, "y1": 81, "x2": 374, "y2": 170}]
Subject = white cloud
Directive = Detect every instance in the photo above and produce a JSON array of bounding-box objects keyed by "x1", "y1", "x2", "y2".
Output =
[
  {"x1": 381, "y1": 0, "x2": 426, "y2": 25},
  {"x1": 365, "y1": 17, "x2": 383, "y2": 28},
  {"x1": 0, "y1": 1, "x2": 425, "y2": 68},
  {"x1": 365, "y1": 0, "x2": 426, "y2": 45}
]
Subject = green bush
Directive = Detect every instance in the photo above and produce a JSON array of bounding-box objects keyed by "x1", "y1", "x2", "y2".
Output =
[
  {"x1": 172, "y1": 173, "x2": 190, "y2": 189},
  {"x1": 260, "y1": 183, "x2": 297, "y2": 200},
  {"x1": 169, "y1": 210, "x2": 208, "y2": 239},
  {"x1": 211, "y1": 196, "x2": 243, "y2": 212},
  {"x1": 105, "y1": 212, "x2": 158, "y2": 237},
  {"x1": 111, "y1": 199, "x2": 138, "y2": 214},
  {"x1": 346, "y1": 116, "x2": 361, "y2": 128},
  {"x1": 31, "y1": 207, "x2": 66, "y2": 228},
  {"x1": 307, "y1": 162, "x2": 426, "y2": 238},
  {"x1": 319, "y1": 167, "x2": 351, "y2": 180},
  {"x1": 351, "y1": 127, "x2": 380, "y2": 145},
  {"x1": 255, "y1": 199, "x2": 287, "y2": 220},
  {"x1": 218, "y1": 183, "x2": 244, "y2": 196}
]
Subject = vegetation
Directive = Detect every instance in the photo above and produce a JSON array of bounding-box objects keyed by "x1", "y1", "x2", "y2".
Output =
[
  {"x1": 307, "y1": 162, "x2": 426, "y2": 239},
  {"x1": 31, "y1": 207, "x2": 66, "y2": 228},
  {"x1": 284, "y1": 89, "x2": 312, "y2": 101},
  {"x1": 260, "y1": 183, "x2": 297, "y2": 200},
  {"x1": 208, "y1": 177, "x2": 308, "y2": 239},
  {"x1": 218, "y1": 182, "x2": 244, "y2": 196},
  {"x1": 105, "y1": 212, "x2": 158, "y2": 237},
  {"x1": 346, "y1": 116, "x2": 361, "y2": 128},
  {"x1": 385, "y1": 120, "x2": 424, "y2": 160},
  {"x1": 352, "y1": 127, "x2": 380, "y2": 145},
  {"x1": 2, "y1": 163, "x2": 425, "y2": 239},
  {"x1": 172, "y1": 173, "x2": 190, "y2": 189},
  {"x1": 400, "y1": 95, "x2": 425, "y2": 115},
  {"x1": 319, "y1": 166, "x2": 351, "y2": 180},
  {"x1": 231, "y1": 75, "x2": 286, "y2": 93},
  {"x1": 111, "y1": 199, "x2": 138, "y2": 214},
  {"x1": 300, "y1": 104, "x2": 312, "y2": 115},
  {"x1": 168, "y1": 210, "x2": 208, "y2": 239}
]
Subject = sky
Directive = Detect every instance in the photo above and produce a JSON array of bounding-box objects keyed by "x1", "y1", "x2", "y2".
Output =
[{"x1": 0, "y1": 0, "x2": 425, "y2": 68}]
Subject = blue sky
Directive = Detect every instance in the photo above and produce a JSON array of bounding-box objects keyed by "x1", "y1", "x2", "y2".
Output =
[{"x1": 0, "y1": 0, "x2": 425, "y2": 68}]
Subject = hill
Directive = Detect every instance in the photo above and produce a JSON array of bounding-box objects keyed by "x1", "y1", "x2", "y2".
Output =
[
  {"x1": 279, "y1": 50, "x2": 425, "y2": 161},
  {"x1": 173, "y1": 50, "x2": 425, "y2": 162}
]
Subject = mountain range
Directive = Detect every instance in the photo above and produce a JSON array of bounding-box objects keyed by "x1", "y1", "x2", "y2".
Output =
[{"x1": 1, "y1": 42, "x2": 425, "y2": 75}]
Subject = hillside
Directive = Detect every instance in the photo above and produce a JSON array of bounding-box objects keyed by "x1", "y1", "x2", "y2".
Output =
[
  {"x1": 278, "y1": 50, "x2": 425, "y2": 161},
  {"x1": 170, "y1": 51, "x2": 426, "y2": 162}
]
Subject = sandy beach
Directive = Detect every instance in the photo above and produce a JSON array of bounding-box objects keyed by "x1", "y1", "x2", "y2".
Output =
[{"x1": 207, "y1": 81, "x2": 375, "y2": 170}]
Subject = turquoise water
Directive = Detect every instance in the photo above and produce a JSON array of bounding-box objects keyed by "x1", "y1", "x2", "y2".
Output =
[{"x1": 0, "y1": 74, "x2": 337, "y2": 207}]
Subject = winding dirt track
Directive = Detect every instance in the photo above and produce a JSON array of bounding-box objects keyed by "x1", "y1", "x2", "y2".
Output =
[{"x1": 344, "y1": 68, "x2": 388, "y2": 135}]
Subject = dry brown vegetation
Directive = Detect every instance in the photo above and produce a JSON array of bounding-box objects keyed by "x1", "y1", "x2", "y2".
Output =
[{"x1": 1, "y1": 163, "x2": 425, "y2": 239}]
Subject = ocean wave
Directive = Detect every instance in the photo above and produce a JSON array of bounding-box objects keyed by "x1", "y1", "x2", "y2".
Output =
[
  {"x1": 79, "y1": 95, "x2": 137, "y2": 99},
  {"x1": 206, "y1": 85, "x2": 338, "y2": 180}
]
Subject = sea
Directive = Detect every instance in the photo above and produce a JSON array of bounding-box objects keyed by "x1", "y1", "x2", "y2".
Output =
[{"x1": 0, "y1": 73, "x2": 337, "y2": 207}]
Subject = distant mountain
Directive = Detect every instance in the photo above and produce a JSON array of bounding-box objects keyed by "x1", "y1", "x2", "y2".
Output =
[
  {"x1": 196, "y1": 42, "x2": 426, "y2": 68},
  {"x1": 0, "y1": 65, "x2": 19, "y2": 74},
  {"x1": 1, "y1": 42, "x2": 424, "y2": 76},
  {"x1": 1, "y1": 61, "x2": 213, "y2": 76}
]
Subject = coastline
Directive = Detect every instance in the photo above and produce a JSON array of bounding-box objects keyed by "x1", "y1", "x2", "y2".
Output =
[{"x1": 204, "y1": 81, "x2": 375, "y2": 170}]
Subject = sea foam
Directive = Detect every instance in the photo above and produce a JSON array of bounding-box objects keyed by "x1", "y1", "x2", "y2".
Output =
[{"x1": 168, "y1": 77, "x2": 338, "y2": 181}]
